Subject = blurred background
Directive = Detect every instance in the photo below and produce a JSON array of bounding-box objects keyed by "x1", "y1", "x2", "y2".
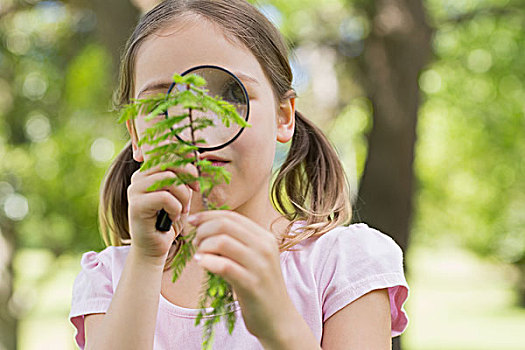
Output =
[{"x1": 1, "y1": 0, "x2": 524, "y2": 349}]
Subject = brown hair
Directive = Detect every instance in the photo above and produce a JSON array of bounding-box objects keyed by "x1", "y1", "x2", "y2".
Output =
[{"x1": 99, "y1": 0, "x2": 352, "y2": 270}]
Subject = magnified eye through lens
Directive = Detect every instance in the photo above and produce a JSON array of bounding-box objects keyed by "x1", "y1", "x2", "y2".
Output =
[
  {"x1": 222, "y1": 81, "x2": 245, "y2": 103},
  {"x1": 164, "y1": 65, "x2": 250, "y2": 152}
]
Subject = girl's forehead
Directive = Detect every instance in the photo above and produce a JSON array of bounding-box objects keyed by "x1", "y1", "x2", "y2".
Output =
[{"x1": 133, "y1": 16, "x2": 267, "y2": 98}]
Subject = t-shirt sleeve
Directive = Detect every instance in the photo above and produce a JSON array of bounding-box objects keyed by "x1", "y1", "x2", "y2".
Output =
[
  {"x1": 69, "y1": 249, "x2": 115, "y2": 349},
  {"x1": 319, "y1": 223, "x2": 409, "y2": 337}
]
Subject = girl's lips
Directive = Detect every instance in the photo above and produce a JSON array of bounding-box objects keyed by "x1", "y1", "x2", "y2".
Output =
[
  {"x1": 211, "y1": 161, "x2": 229, "y2": 166},
  {"x1": 198, "y1": 154, "x2": 229, "y2": 162}
]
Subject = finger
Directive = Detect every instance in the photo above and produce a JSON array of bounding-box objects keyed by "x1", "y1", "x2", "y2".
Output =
[
  {"x1": 133, "y1": 171, "x2": 182, "y2": 191},
  {"x1": 132, "y1": 191, "x2": 184, "y2": 223},
  {"x1": 194, "y1": 253, "x2": 254, "y2": 292},
  {"x1": 190, "y1": 211, "x2": 273, "y2": 248},
  {"x1": 196, "y1": 234, "x2": 254, "y2": 270},
  {"x1": 140, "y1": 162, "x2": 200, "y2": 192},
  {"x1": 191, "y1": 218, "x2": 257, "y2": 250},
  {"x1": 129, "y1": 171, "x2": 193, "y2": 215}
]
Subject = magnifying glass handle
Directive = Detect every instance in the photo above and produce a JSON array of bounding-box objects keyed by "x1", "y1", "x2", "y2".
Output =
[{"x1": 155, "y1": 209, "x2": 172, "y2": 232}]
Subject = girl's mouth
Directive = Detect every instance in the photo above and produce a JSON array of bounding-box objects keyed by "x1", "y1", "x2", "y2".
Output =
[{"x1": 211, "y1": 161, "x2": 229, "y2": 166}]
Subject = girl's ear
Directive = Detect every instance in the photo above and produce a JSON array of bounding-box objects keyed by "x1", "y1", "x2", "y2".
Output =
[
  {"x1": 276, "y1": 93, "x2": 295, "y2": 143},
  {"x1": 126, "y1": 119, "x2": 144, "y2": 162}
]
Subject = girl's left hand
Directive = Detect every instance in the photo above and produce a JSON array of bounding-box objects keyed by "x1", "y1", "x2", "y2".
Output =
[{"x1": 188, "y1": 210, "x2": 294, "y2": 344}]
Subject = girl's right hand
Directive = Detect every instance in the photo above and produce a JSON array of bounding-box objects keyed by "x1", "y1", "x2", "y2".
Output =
[{"x1": 127, "y1": 163, "x2": 200, "y2": 261}]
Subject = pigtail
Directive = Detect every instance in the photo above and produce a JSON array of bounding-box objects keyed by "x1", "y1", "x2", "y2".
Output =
[
  {"x1": 271, "y1": 110, "x2": 353, "y2": 251},
  {"x1": 98, "y1": 141, "x2": 140, "y2": 247}
]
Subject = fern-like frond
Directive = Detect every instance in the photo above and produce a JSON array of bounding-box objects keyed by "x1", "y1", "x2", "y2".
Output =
[
  {"x1": 118, "y1": 72, "x2": 248, "y2": 350},
  {"x1": 171, "y1": 229, "x2": 197, "y2": 282},
  {"x1": 195, "y1": 271, "x2": 237, "y2": 349}
]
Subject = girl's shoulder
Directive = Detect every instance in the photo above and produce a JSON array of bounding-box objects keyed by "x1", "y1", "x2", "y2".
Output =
[
  {"x1": 284, "y1": 222, "x2": 406, "y2": 283},
  {"x1": 291, "y1": 222, "x2": 403, "y2": 261},
  {"x1": 79, "y1": 245, "x2": 131, "y2": 272},
  {"x1": 287, "y1": 222, "x2": 409, "y2": 336}
]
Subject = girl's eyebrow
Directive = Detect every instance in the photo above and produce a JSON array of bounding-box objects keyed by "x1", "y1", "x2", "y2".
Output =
[
  {"x1": 137, "y1": 81, "x2": 173, "y2": 98},
  {"x1": 232, "y1": 72, "x2": 260, "y2": 86},
  {"x1": 137, "y1": 72, "x2": 259, "y2": 98}
]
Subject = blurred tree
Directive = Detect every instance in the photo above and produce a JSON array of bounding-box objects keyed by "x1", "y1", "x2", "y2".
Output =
[
  {"x1": 263, "y1": 0, "x2": 525, "y2": 346},
  {"x1": 0, "y1": 1, "x2": 137, "y2": 348},
  {"x1": 413, "y1": 0, "x2": 525, "y2": 305},
  {"x1": 70, "y1": 0, "x2": 139, "y2": 77},
  {"x1": 273, "y1": 0, "x2": 525, "y2": 313},
  {"x1": 351, "y1": 0, "x2": 432, "y2": 258}
]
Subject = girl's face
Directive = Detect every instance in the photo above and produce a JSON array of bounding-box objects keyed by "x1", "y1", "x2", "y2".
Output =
[{"x1": 127, "y1": 14, "x2": 295, "y2": 213}]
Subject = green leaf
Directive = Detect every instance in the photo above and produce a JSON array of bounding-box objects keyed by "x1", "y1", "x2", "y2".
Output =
[
  {"x1": 118, "y1": 103, "x2": 139, "y2": 123},
  {"x1": 195, "y1": 271, "x2": 236, "y2": 349},
  {"x1": 227, "y1": 309, "x2": 236, "y2": 334},
  {"x1": 145, "y1": 177, "x2": 180, "y2": 192},
  {"x1": 144, "y1": 143, "x2": 198, "y2": 158},
  {"x1": 171, "y1": 230, "x2": 196, "y2": 282},
  {"x1": 138, "y1": 125, "x2": 193, "y2": 147},
  {"x1": 195, "y1": 311, "x2": 204, "y2": 326},
  {"x1": 172, "y1": 73, "x2": 206, "y2": 87}
]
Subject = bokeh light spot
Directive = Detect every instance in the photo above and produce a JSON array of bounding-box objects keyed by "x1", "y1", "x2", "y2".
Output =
[
  {"x1": 467, "y1": 49, "x2": 493, "y2": 73},
  {"x1": 419, "y1": 69, "x2": 442, "y2": 94},
  {"x1": 6, "y1": 31, "x2": 30, "y2": 55},
  {"x1": 4, "y1": 193, "x2": 29, "y2": 221},
  {"x1": 23, "y1": 72, "x2": 48, "y2": 100},
  {"x1": 25, "y1": 112, "x2": 51, "y2": 143},
  {"x1": 90, "y1": 137, "x2": 114, "y2": 163}
]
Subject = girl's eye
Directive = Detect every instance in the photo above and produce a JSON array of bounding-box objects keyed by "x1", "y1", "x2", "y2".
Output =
[{"x1": 221, "y1": 82, "x2": 246, "y2": 103}]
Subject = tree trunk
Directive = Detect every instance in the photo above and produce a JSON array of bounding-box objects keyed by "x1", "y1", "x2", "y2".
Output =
[
  {"x1": 0, "y1": 223, "x2": 17, "y2": 350},
  {"x1": 353, "y1": 0, "x2": 433, "y2": 348},
  {"x1": 355, "y1": 0, "x2": 432, "y2": 258},
  {"x1": 72, "y1": 0, "x2": 140, "y2": 81}
]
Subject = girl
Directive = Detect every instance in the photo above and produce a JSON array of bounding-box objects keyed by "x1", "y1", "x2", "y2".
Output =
[{"x1": 69, "y1": 0, "x2": 409, "y2": 349}]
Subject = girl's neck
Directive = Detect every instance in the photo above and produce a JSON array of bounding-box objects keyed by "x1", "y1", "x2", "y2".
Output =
[{"x1": 179, "y1": 184, "x2": 290, "y2": 239}]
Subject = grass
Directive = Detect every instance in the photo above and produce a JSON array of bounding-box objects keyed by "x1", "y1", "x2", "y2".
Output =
[{"x1": 403, "y1": 241, "x2": 525, "y2": 350}]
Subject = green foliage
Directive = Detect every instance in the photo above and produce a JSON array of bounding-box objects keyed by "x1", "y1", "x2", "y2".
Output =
[
  {"x1": 0, "y1": 3, "x2": 118, "y2": 255},
  {"x1": 197, "y1": 271, "x2": 238, "y2": 349},
  {"x1": 119, "y1": 72, "x2": 251, "y2": 349},
  {"x1": 171, "y1": 229, "x2": 197, "y2": 282},
  {"x1": 412, "y1": 2, "x2": 525, "y2": 265}
]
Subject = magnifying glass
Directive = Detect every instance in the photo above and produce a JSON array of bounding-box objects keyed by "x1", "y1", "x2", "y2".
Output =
[{"x1": 155, "y1": 65, "x2": 250, "y2": 232}]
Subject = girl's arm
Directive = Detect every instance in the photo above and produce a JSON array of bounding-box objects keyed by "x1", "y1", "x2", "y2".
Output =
[
  {"x1": 84, "y1": 248, "x2": 166, "y2": 350},
  {"x1": 83, "y1": 163, "x2": 199, "y2": 349},
  {"x1": 320, "y1": 288, "x2": 392, "y2": 349}
]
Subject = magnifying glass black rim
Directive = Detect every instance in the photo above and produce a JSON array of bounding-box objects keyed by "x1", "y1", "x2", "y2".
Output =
[{"x1": 164, "y1": 64, "x2": 250, "y2": 153}]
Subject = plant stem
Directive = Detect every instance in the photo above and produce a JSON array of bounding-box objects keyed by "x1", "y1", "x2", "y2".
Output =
[{"x1": 187, "y1": 83, "x2": 209, "y2": 211}]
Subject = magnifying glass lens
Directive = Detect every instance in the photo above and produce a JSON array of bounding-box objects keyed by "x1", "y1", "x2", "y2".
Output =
[{"x1": 165, "y1": 66, "x2": 248, "y2": 150}]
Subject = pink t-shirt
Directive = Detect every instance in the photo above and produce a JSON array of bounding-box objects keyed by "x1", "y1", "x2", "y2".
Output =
[{"x1": 69, "y1": 222, "x2": 409, "y2": 349}]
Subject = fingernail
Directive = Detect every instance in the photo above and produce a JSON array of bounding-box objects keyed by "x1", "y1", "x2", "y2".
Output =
[
  {"x1": 193, "y1": 253, "x2": 202, "y2": 261},
  {"x1": 187, "y1": 214, "x2": 198, "y2": 224}
]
